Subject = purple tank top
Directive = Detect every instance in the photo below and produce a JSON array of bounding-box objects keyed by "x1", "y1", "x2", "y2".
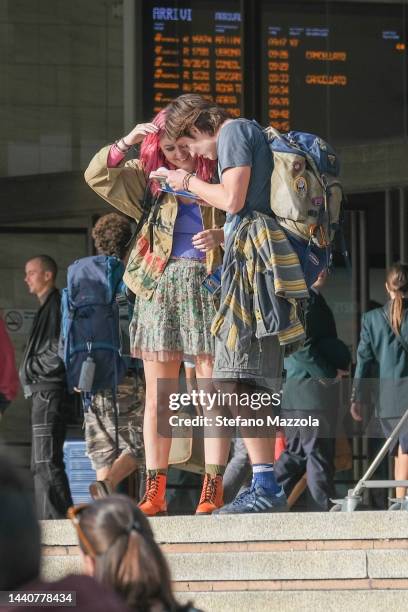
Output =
[{"x1": 170, "y1": 202, "x2": 204, "y2": 259}]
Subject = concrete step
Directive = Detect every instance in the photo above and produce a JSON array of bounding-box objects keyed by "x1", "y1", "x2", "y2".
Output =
[
  {"x1": 176, "y1": 590, "x2": 408, "y2": 612},
  {"x1": 41, "y1": 547, "x2": 408, "y2": 582},
  {"x1": 40, "y1": 512, "x2": 408, "y2": 611},
  {"x1": 41, "y1": 511, "x2": 408, "y2": 545}
]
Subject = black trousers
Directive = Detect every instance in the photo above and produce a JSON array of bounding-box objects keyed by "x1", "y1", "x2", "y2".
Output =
[
  {"x1": 30, "y1": 389, "x2": 73, "y2": 519},
  {"x1": 274, "y1": 410, "x2": 335, "y2": 511}
]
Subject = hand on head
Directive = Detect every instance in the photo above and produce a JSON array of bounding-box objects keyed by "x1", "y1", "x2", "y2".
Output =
[{"x1": 123, "y1": 123, "x2": 159, "y2": 146}]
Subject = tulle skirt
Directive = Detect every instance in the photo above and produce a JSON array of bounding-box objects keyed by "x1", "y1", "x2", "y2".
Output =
[{"x1": 130, "y1": 258, "x2": 216, "y2": 365}]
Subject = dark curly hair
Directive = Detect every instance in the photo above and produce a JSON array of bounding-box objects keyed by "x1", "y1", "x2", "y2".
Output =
[{"x1": 92, "y1": 213, "x2": 132, "y2": 260}]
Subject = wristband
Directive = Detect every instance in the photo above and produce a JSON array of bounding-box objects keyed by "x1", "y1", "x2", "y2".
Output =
[
  {"x1": 183, "y1": 172, "x2": 194, "y2": 192},
  {"x1": 114, "y1": 138, "x2": 131, "y2": 153}
]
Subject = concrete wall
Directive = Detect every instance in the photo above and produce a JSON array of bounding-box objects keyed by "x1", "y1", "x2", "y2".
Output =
[
  {"x1": 0, "y1": 0, "x2": 126, "y2": 470},
  {"x1": 0, "y1": 0, "x2": 124, "y2": 178},
  {"x1": 338, "y1": 142, "x2": 408, "y2": 192},
  {"x1": 0, "y1": 227, "x2": 89, "y2": 479}
]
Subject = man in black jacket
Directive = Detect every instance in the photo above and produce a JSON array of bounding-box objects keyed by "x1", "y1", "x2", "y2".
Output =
[{"x1": 19, "y1": 255, "x2": 72, "y2": 519}]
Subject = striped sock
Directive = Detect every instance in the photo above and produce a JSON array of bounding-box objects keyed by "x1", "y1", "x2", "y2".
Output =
[{"x1": 252, "y1": 463, "x2": 283, "y2": 495}]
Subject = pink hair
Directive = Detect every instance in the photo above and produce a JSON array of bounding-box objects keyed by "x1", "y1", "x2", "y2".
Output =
[{"x1": 139, "y1": 108, "x2": 215, "y2": 196}]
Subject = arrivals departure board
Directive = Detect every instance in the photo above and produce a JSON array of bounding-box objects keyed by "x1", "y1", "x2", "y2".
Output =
[
  {"x1": 142, "y1": 1, "x2": 407, "y2": 144},
  {"x1": 142, "y1": 1, "x2": 242, "y2": 118},
  {"x1": 260, "y1": 1, "x2": 407, "y2": 143}
]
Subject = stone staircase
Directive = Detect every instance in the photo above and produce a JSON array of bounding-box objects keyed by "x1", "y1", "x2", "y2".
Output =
[{"x1": 41, "y1": 512, "x2": 408, "y2": 611}]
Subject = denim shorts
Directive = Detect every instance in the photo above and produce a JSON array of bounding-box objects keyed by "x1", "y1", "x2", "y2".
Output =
[{"x1": 212, "y1": 333, "x2": 284, "y2": 392}]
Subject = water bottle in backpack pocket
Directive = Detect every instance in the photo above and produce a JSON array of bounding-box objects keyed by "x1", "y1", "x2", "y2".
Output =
[{"x1": 61, "y1": 255, "x2": 127, "y2": 394}]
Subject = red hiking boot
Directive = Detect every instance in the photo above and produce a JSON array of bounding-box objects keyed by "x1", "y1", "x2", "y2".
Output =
[
  {"x1": 195, "y1": 474, "x2": 224, "y2": 515},
  {"x1": 138, "y1": 472, "x2": 167, "y2": 516}
]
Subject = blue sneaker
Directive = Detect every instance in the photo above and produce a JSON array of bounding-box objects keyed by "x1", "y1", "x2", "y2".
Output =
[{"x1": 213, "y1": 484, "x2": 288, "y2": 514}]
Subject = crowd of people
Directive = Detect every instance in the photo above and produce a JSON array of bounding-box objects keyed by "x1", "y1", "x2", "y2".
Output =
[{"x1": 1, "y1": 94, "x2": 408, "y2": 532}]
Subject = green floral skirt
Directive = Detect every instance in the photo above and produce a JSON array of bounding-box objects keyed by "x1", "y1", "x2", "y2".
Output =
[{"x1": 130, "y1": 258, "x2": 217, "y2": 364}]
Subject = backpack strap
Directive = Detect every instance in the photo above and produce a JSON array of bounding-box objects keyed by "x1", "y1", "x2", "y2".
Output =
[
  {"x1": 380, "y1": 306, "x2": 408, "y2": 353},
  {"x1": 112, "y1": 361, "x2": 120, "y2": 459},
  {"x1": 265, "y1": 125, "x2": 284, "y2": 141},
  {"x1": 148, "y1": 192, "x2": 163, "y2": 253},
  {"x1": 125, "y1": 182, "x2": 161, "y2": 253},
  {"x1": 265, "y1": 125, "x2": 324, "y2": 186}
]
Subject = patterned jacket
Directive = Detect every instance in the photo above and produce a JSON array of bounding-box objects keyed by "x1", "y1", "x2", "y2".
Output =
[
  {"x1": 84, "y1": 145, "x2": 224, "y2": 300},
  {"x1": 211, "y1": 213, "x2": 309, "y2": 353}
]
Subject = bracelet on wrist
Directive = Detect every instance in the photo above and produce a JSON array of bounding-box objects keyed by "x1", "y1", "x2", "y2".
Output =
[
  {"x1": 183, "y1": 172, "x2": 194, "y2": 192},
  {"x1": 114, "y1": 138, "x2": 131, "y2": 153},
  {"x1": 114, "y1": 141, "x2": 126, "y2": 154}
]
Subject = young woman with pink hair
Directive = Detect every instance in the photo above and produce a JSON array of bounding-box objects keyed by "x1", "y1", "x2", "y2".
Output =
[{"x1": 85, "y1": 109, "x2": 228, "y2": 516}]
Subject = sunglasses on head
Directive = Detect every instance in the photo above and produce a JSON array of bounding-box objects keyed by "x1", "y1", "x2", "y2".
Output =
[
  {"x1": 67, "y1": 504, "x2": 96, "y2": 558},
  {"x1": 67, "y1": 503, "x2": 144, "y2": 558}
]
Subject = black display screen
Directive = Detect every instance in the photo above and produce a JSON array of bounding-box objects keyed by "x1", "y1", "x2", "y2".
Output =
[
  {"x1": 142, "y1": 1, "x2": 407, "y2": 144},
  {"x1": 260, "y1": 1, "x2": 407, "y2": 143},
  {"x1": 142, "y1": 1, "x2": 242, "y2": 119}
]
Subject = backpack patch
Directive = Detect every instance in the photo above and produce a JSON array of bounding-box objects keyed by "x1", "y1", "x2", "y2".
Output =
[
  {"x1": 265, "y1": 126, "x2": 344, "y2": 249},
  {"x1": 294, "y1": 176, "x2": 308, "y2": 198}
]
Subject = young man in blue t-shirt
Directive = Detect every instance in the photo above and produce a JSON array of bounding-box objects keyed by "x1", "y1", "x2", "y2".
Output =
[{"x1": 164, "y1": 94, "x2": 288, "y2": 514}]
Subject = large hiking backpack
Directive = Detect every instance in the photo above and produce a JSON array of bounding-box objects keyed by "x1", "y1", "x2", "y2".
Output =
[
  {"x1": 61, "y1": 255, "x2": 127, "y2": 394},
  {"x1": 265, "y1": 127, "x2": 344, "y2": 249}
]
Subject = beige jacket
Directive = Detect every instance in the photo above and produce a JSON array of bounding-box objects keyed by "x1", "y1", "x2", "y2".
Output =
[{"x1": 85, "y1": 145, "x2": 224, "y2": 299}]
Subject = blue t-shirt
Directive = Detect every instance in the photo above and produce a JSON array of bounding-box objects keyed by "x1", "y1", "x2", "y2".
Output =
[
  {"x1": 217, "y1": 119, "x2": 273, "y2": 239},
  {"x1": 170, "y1": 202, "x2": 204, "y2": 259}
]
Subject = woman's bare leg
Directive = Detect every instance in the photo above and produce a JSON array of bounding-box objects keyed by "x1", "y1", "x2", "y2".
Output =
[
  {"x1": 395, "y1": 444, "x2": 408, "y2": 499},
  {"x1": 195, "y1": 360, "x2": 230, "y2": 468},
  {"x1": 143, "y1": 359, "x2": 181, "y2": 469}
]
